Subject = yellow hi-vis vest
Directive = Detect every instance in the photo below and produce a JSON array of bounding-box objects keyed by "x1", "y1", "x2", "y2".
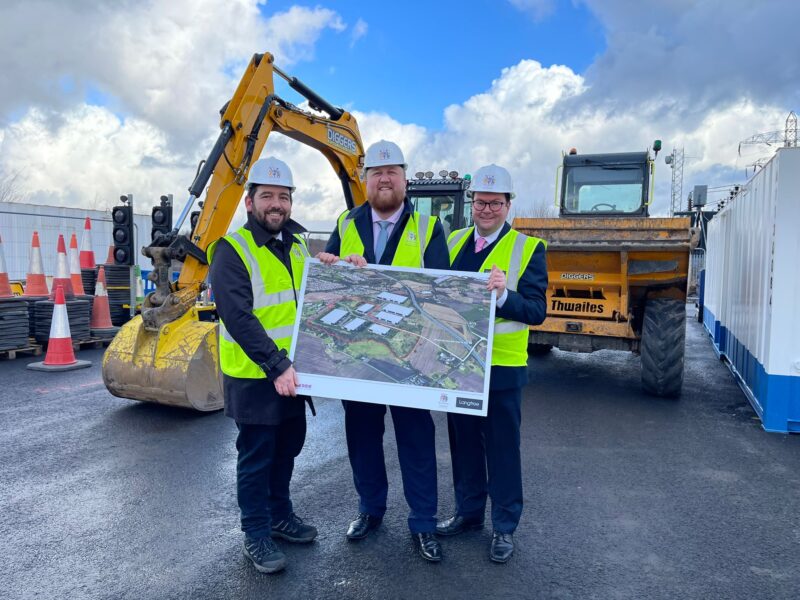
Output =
[
  {"x1": 448, "y1": 227, "x2": 545, "y2": 367},
  {"x1": 337, "y1": 209, "x2": 436, "y2": 268},
  {"x1": 207, "y1": 227, "x2": 310, "y2": 379}
]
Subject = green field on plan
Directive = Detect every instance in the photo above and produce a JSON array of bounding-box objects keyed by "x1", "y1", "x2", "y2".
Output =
[{"x1": 295, "y1": 263, "x2": 492, "y2": 393}]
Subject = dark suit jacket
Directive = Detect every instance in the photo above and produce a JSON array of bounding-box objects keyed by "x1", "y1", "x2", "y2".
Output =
[{"x1": 324, "y1": 198, "x2": 450, "y2": 270}]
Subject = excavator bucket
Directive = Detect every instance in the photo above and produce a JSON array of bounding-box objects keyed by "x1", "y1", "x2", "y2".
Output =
[{"x1": 102, "y1": 307, "x2": 223, "y2": 411}]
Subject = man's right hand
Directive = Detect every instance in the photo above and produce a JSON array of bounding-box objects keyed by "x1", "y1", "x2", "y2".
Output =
[
  {"x1": 274, "y1": 366, "x2": 299, "y2": 397},
  {"x1": 343, "y1": 254, "x2": 367, "y2": 267},
  {"x1": 316, "y1": 252, "x2": 339, "y2": 265}
]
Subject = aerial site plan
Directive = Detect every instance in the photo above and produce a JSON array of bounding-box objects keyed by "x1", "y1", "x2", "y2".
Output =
[{"x1": 290, "y1": 260, "x2": 496, "y2": 415}]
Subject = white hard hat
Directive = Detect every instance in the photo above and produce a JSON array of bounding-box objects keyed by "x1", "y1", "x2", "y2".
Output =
[
  {"x1": 468, "y1": 164, "x2": 515, "y2": 199},
  {"x1": 364, "y1": 140, "x2": 407, "y2": 170},
  {"x1": 247, "y1": 157, "x2": 295, "y2": 192}
]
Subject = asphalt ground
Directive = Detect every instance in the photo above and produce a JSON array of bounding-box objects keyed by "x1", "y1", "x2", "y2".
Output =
[{"x1": 2, "y1": 308, "x2": 799, "y2": 599}]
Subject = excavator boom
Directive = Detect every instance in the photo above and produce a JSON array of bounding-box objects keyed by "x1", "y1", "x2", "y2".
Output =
[{"x1": 102, "y1": 52, "x2": 366, "y2": 410}]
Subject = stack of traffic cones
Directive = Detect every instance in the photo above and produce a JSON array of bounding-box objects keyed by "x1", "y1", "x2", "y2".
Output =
[
  {"x1": 79, "y1": 217, "x2": 96, "y2": 269},
  {"x1": 105, "y1": 245, "x2": 115, "y2": 265},
  {"x1": 27, "y1": 285, "x2": 91, "y2": 372},
  {"x1": 22, "y1": 231, "x2": 49, "y2": 338},
  {"x1": 23, "y1": 231, "x2": 49, "y2": 297},
  {"x1": 80, "y1": 218, "x2": 97, "y2": 296},
  {"x1": 69, "y1": 233, "x2": 86, "y2": 295},
  {"x1": 90, "y1": 266, "x2": 118, "y2": 339},
  {"x1": 0, "y1": 234, "x2": 12, "y2": 298}
]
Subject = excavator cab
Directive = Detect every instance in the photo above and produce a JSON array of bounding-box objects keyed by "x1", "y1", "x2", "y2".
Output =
[{"x1": 406, "y1": 170, "x2": 472, "y2": 238}]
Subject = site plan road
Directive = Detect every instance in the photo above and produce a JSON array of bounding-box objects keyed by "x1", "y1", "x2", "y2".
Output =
[{"x1": 290, "y1": 260, "x2": 495, "y2": 415}]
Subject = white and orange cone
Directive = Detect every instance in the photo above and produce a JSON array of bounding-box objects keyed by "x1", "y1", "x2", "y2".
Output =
[
  {"x1": 23, "y1": 231, "x2": 49, "y2": 296},
  {"x1": 0, "y1": 234, "x2": 13, "y2": 298},
  {"x1": 79, "y1": 217, "x2": 96, "y2": 269},
  {"x1": 104, "y1": 245, "x2": 115, "y2": 265},
  {"x1": 90, "y1": 266, "x2": 117, "y2": 337},
  {"x1": 69, "y1": 233, "x2": 86, "y2": 295},
  {"x1": 49, "y1": 234, "x2": 75, "y2": 300},
  {"x1": 27, "y1": 285, "x2": 91, "y2": 372}
]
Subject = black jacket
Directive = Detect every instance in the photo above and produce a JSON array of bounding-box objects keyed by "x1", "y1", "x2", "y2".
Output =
[
  {"x1": 324, "y1": 199, "x2": 450, "y2": 270},
  {"x1": 450, "y1": 222, "x2": 548, "y2": 390},
  {"x1": 208, "y1": 213, "x2": 311, "y2": 425}
]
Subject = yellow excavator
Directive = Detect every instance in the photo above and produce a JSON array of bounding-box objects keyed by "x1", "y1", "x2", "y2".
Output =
[{"x1": 102, "y1": 52, "x2": 367, "y2": 410}]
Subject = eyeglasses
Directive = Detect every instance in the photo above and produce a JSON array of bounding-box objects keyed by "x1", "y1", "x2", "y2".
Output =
[{"x1": 473, "y1": 200, "x2": 507, "y2": 212}]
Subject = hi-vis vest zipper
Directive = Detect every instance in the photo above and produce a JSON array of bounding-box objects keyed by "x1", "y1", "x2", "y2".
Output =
[
  {"x1": 337, "y1": 210, "x2": 436, "y2": 268},
  {"x1": 448, "y1": 227, "x2": 545, "y2": 367},
  {"x1": 208, "y1": 227, "x2": 310, "y2": 379}
]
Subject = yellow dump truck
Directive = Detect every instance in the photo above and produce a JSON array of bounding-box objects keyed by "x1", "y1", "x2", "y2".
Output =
[{"x1": 513, "y1": 146, "x2": 694, "y2": 397}]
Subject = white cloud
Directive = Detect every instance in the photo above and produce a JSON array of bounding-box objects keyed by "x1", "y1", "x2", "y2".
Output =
[
  {"x1": 0, "y1": 0, "x2": 795, "y2": 235},
  {"x1": 350, "y1": 18, "x2": 368, "y2": 47}
]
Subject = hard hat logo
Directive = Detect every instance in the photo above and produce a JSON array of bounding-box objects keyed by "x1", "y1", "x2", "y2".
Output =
[
  {"x1": 268, "y1": 167, "x2": 281, "y2": 179},
  {"x1": 483, "y1": 175, "x2": 496, "y2": 186},
  {"x1": 379, "y1": 149, "x2": 391, "y2": 160}
]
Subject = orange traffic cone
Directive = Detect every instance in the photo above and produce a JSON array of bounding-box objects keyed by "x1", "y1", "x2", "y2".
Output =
[
  {"x1": 27, "y1": 285, "x2": 92, "y2": 371},
  {"x1": 0, "y1": 234, "x2": 13, "y2": 298},
  {"x1": 23, "y1": 231, "x2": 49, "y2": 296},
  {"x1": 49, "y1": 234, "x2": 75, "y2": 300},
  {"x1": 105, "y1": 245, "x2": 115, "y2": 265},
  {"x1": 69, "y1": 233, "x2": 86, "y2": 295},
  {"x1": 90, "y1": 266, "x2": 117, "y2": 337},
  {"x1": 79, "y1": 217, "x2": 96, "y2": 269}
]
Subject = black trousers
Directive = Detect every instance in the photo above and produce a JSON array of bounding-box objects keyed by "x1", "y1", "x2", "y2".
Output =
[
  {"x1": 343, "y1": 400, "x2": 438, "y2": 533},
  {"x1": 447, "y1": 386, "x2": 523, "y2": 534},
  {"x1": 235, "y1": 417, "x2": 306, "y2": 538}
]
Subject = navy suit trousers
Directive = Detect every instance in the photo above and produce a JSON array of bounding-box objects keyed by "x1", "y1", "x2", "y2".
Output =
[
  {"x1": 343, "y1": 400, "x2": 438, "y2": 533},
  {"x1": 235, "y1": 417, "x2": 306, "y2": 538},
  {"x1": 447, "y1": 386, "x2": 523, "y2": 534}
]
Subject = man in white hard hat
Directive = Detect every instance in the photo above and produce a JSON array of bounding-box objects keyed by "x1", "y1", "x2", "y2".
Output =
[
  {"x1": 208, "y1": 157, "x2": 317, "y2": 575},
  {"x1": 317, "y1": 140, "x2": 450, "y2": 562},
  {"x1": 435, "y1": 164, "x2": 548, "y2": 563}
]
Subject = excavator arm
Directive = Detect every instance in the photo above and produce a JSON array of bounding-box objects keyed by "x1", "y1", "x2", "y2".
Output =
[{"x1": 102, "y1": 52, "x2": 366, "y2": 411}]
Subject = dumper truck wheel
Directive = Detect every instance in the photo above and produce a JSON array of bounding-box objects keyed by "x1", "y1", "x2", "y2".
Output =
[{"x1": 640, "y1": 298, "x2": 685, "y2": 398}]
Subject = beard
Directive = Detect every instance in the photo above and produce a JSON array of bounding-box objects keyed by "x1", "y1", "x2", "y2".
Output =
[
  {"x1": 368, "y1": 186, "x2": 405, "y2": 213},
  {"x1": 252, "y1": 207, "x2": 289, "y2": 234}
]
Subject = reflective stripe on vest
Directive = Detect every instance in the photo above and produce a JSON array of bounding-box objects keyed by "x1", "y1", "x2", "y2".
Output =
[
  {"x1": 337, "y1": 209, "x2": 435, "y2": 268},
  {"x1": 447, "y1": 226, "x2": 544, "y2": 366},
  {"x1": 209, "y1": 228, "x2": 309, "y2": 379}
]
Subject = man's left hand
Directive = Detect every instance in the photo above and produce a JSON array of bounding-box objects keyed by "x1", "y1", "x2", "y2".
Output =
[{"x1": 487, "y1": 265, "x2": 507, "y2": 297}]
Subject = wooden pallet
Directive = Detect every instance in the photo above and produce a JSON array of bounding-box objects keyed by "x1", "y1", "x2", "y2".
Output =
[{"x1": 0, "y1": 344, "x2": 43, "y2": 360}]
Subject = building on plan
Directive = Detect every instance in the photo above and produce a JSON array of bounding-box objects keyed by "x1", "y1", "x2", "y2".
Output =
[
  {"x1": 321, "y1": 308, "x2": 347, "y2": 325},
  {"x1": 384, "y1": 303, "x2": 413, "y2": 317},
  {"x1": 377, "y1": 291, "x2": 407, "y2": 304},
  {"x1": 369, "y1": 324, "x2": 390, "y2": 335},
  {"x1": 356, "y1": 303, "x2": 374, "y2": 313},
  {"x1": 344, "y1": 318, "x2": 365, "y2": 331},
  {"x1": 376, "y1": 311, "x2": 403, "y2": 325}
]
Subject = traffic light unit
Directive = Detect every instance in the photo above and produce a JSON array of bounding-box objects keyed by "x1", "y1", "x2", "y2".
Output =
[
  {"x1": 112, "y1": 195, "x2": 135, "y2": 266},
  {"x1": 151, "y1": 195, "x2": 173, "y2": 241}
]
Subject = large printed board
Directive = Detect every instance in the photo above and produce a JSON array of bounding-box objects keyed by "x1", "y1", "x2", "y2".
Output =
[{"x1": 289, "y1": 260, "x2": 495, "y2": 416}]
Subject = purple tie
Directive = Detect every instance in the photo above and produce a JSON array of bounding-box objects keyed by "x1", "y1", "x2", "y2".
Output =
[{"x1": 475, "y1": 237, "x2": 487, "y2": 253}]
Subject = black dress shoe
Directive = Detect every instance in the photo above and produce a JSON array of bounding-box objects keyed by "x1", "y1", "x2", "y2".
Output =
[
  {"x1": 346, "y1": 513, "x2": 382, "y2": 540},
  {"x1": 412, "y1": 532, "x2": 443, "y2": 562},
  {"x1": 490, "y1": 531, "x2": 514, "y2": 563},
  {"x1": 435, "y1": 514, "x2": 484, "y2": 536}
]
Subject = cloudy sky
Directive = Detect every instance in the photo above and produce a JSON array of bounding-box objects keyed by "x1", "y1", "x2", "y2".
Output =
[{"x1": 1, "y1": 0, "x2": 797, "y2": 229}]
